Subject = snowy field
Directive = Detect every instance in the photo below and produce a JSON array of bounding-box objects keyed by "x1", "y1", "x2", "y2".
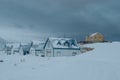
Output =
[{"x1": 0, "y1": 42, "x2": 120, "y2": 80}]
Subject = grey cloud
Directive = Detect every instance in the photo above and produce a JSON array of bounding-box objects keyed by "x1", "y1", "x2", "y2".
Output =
[{"x1": 0, "y1": 0, "x2": 120, "y2": 41}]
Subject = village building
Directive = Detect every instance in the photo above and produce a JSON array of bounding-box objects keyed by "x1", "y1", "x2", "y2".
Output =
[
  {"x1": 85, "y1": 32, "x2": 104, "y2": 43},
  {"x1": 43, "y1": 37, "x2": 81, "y2": 57},
  {"x1": 12, "y1": 43, "x2": 23, "y2": 54},
  {"x1": 21, "y1": 43, "x2": 32, "y2": 55},
  {"x1": 4, "y1": 43, "x2": 23, "y2": 55},
  {"x1": 4, "y1": 44, "x2": 13, "y2": 55},
  {"x1": 30, "y1": 40, "x2": 45, "y2": 57}
]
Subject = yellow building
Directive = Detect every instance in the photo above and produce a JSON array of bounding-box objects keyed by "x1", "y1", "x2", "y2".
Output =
[{"x1": 86, "y1": 32, "x2": 104, "y2": 42}]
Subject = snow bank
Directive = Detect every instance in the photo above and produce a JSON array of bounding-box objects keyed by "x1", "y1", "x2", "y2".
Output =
[{"x1": 0, "y1": 42, "x2": 120, "y2": 80}]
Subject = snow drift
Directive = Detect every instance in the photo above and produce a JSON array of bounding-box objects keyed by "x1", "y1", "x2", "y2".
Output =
[{"x1": 0, "y1": 42, "x2": 120, "y2": 80}]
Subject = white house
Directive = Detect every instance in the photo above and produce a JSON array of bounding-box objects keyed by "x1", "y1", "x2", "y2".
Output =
[
  {"x1": 4, "y1": 43, "x2": 13, "y2": 55},
  {"x1": 43, "y1": 37, "x2": 81, "y2": 57},
  {"x1": 30, "y1": 40, "x2": 45, "y2": 57},
  {"x1": 21, "y1": 42, "x2": 32, "y2": 55},
  {"x1": 12, "y1": 43, "x2": 23, "y2": 55},
  {"x1": 5, "y1": 43, "x2": 23, "y2": 55}
]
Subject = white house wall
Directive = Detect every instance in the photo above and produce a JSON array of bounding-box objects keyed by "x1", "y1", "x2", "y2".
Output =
[
  {"x1": 35, "y1": 51, "x2": 44, "y2": 56},
  {"x1": 19, "y1": 47, "x2": 24, "y2": 55},
  {"x1": 30, "y1": 47, "x2": 35, "y2": 55},
  {"x1": 54, "y1": 49, "x2": 80, "y2": 57},
  {"x1": 45, "y1": 41, "x2": 53, "y2": 57}
]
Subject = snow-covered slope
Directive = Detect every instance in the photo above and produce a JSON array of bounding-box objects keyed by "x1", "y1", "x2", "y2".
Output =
[{"x1": 0, "y1": 42, "x2": 120, "y2": 80}]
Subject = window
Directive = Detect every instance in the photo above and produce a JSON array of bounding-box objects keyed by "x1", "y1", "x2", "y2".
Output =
[
  {"x1": 57, "y1": 41, "x2": 61, "y2": 45},
  {"x1": 57, "y1": 51, "x2": 61, "y2": 56},
  {"x1": 46, "y1": 49, "x2": 51, "y2": 53},
  {"x1": 72, "y1": 52, "x2": 77, "y2": 56},
  {"x1": 46, "y1": 49, "x2": 51, "y2": 56},
  {"x1": 70, "y1": 39, "x2": 76, "y2": 46},
  {"x1": 41, "y1": 55, "x2": 45, "y2": 57},
  {"x1": 64, "y1": 41, "x2": 70, "y2": 46}
]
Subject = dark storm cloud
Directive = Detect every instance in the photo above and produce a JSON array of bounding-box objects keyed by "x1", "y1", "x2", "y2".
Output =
[{"x1": 0, "y1": 0, "x2": 120, "y2": 41}]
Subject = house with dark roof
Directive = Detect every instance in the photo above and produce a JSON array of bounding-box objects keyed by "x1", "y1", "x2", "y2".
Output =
[
  {"x1": 43, "y1": 37, "x2": 81, "y2": 57},
  {"x1": 21, "y1": 43, "x2": 32, "y2": 55}
]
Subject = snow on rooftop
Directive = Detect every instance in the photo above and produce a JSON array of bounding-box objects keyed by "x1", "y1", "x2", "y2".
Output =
[
  {"x1": 89, "y1": 32, "x2": 102, "y2": 37},
  {"x1": 6, "y1": 43, "x2": 13, "y2": 47},
  {"x1": 5, "y1": 43, "x2": 21, "y2": 51},
  {"x1": 21, "y1": 42, "x2": 31, "y2": 45},
  {"x1": 48, "y1": 37, "x2": 80, "y2": 49},
  {"x1": 32, "y1": 40, "x2": 45, "y2": 45},
  {"x1": 31, "y1": 40, "x2": 46, "y2": 50},
  {"x1": 6, "y1": 43, "x2": 20, "y2": 48},
  {"x1": 12, "y1": 43, "x2": 20, "y2": 47}
]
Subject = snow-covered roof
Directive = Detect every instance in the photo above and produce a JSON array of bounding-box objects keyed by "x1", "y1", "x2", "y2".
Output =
[
  {"x1": 12, "y1": 43, "x2": 21, "y2": 50},
  {"x1": 5, "y1": 43, "x2": 21, "y2": 51},
  {"x1": 21, "y1": 43, "x2": 32, "y2": 52},
  {"x1": 31, "y1": 40, "x2": 45, "y2": 50},
  {"x1": 6, "y1": 43, "x2": 13, "y2": 47},
  {"x1": 32, "y1": 39, "x2": 45, "y2": 45},
  {"x1": 5, "y1": 43, "x2": 13, "y2": 51},
  {"x1": 22, "y1": 45, "x2": 31, "y2": 52},
  {"x1": 89, "y1": 32, "x2": 103, "y2": 37},
  {"x1": 47, "y1": 37, "x2": 80, "y2": 49}
]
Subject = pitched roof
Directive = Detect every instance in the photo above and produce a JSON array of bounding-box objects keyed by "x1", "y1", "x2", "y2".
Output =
[
  {"x1": 21, "y1": 43, "x2": 32, "y2": 52},
  {"x1": 5, "y1": 46, "x2": 12, "y2": 51},
  {"x1": 12, "y1": 43, "x2": 21, "y2": 51},
  {"x1": 89, "y1": 32, "x2": 103, "y2": 37},
  {"x1": 46, "y1": 37, "x2": 80, "y2": 49},
  {"x1": 31, "y1": 40, "x2": 45, "y2": 50},
  {"x1": 6, "y1": 43, "x2": 13, "y2": 47},
  {"x1": 5, "y1": 43, "x2": 13, "y2": 51},
  {"x1": 32, "y1": 40, "x2": 45, "y2": 45}
]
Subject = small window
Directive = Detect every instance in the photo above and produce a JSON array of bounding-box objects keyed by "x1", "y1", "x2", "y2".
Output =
[
  {"x1": 41, "y1": 55, "x2": 45, "y2": 57},
  {"x1": 57, "y1": 41, "x2": 61, "y2": 45},
  {"x1": 57, "y1": 51, "x2": 61, "y2": 56},
  {"x1": 72, "y1": 52, "x2": 77, "y2": 56},
  {"x1": 64, "y1": 41, "x2": 70, "y2": 46},
  {"x1": 94, "y1": 36, "x2": 97, "y2": 39},
  {"x1": 46, "y1": 49, "x2": 51, "y2": 53}
]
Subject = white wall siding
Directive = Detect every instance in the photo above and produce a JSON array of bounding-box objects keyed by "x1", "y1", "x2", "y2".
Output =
[
  {"x1": 45, "y1": 41, "x2": 53, "y2": 57},
  {"x1": 19, "y1": 47, "x2": 24, "y2": 55},
  {"x1": 54, "y1": 49, "x2": 80, "y2": 57},
  {"x1": 30, "y1": 47, "x2": 35, "y2": 55},
  {"x1": 44, "y1": 38, "x2": 81, "y2": 57}
]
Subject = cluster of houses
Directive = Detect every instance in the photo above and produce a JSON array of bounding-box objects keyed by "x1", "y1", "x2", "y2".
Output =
[
  {"x1": 3, "y1": 32, "x2": 106, "y2": 57},
  {"x1": 4, "y1": 37, "x2": 81, "y2": 57}
]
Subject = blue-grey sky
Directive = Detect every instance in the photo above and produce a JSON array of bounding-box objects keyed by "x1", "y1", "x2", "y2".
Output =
[{"x1": 0, "y1": 0, "x2": 120, "y2": 42}]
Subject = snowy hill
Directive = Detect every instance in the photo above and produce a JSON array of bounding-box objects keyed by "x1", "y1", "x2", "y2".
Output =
[{"x1": 0, "y1": 42, "x2": 120, "y2": 80}]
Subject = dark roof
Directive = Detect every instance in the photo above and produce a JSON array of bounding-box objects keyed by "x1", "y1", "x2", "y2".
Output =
[{"x1": 22, "y1": 44, "x2": 31, "y2": 52}]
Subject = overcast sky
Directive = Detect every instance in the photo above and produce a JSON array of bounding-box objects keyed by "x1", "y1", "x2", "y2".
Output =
[{"x1": 0, "y1": 0, "x2": 120, "y2": 42}]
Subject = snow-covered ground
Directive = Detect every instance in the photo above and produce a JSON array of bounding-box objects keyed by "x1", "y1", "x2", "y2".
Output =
[{"x1": 0, "y1": 42, "x2": 120, "y2": 80}]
